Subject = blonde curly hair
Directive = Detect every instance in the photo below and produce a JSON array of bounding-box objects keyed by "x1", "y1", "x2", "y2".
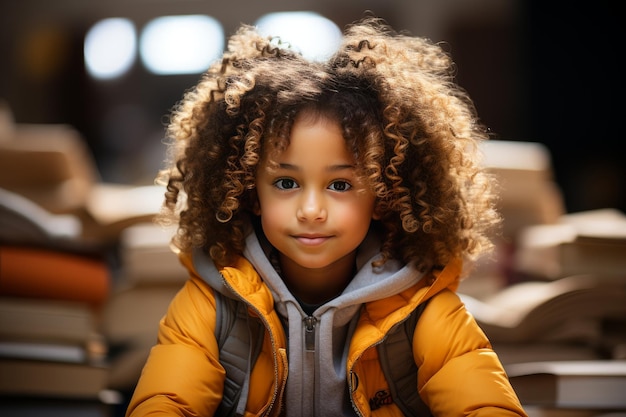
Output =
[{"x1": 156, "y1": 17, "x2": 500, "y2": 273}]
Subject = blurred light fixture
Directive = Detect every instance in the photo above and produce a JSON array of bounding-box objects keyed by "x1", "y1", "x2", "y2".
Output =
[
  {"x1": 140, "y1": 15, "x2": 224, "y2": 75},
  {"x1": 84, "y1": 18, "x2": 136, "y2": 80},
  {"x1": 255, "y1": 12, "x2": 342, "y2": 61}
]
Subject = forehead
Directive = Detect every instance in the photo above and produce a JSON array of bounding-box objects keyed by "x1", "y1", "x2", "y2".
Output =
[
  {"x1": 285, "y1": 114, "x2": 349, "y2": 156},
  {"x1": 264, "y1": 107, "x2": 342, "y2": 149},
  {"x1": 261, "y1": 110, "x2": 354, "y2": 168}
]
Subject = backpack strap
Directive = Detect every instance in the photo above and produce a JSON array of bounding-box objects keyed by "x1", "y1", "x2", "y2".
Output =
[
  {"x1": 213, "y1": 291, "x2": 264, "y2": 417},
  {"x1": 377, "y1": 301, "x2": 433, "y2": 417}
]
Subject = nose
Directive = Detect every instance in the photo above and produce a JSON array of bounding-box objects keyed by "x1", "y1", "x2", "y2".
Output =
[{"x1": 297, "y1": 189, "x2": 327, "y2": 222}]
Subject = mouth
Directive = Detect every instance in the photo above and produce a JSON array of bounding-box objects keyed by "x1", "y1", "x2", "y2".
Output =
[{"x1": 293, "y1": 234, "x2": 332, "y2": 246}]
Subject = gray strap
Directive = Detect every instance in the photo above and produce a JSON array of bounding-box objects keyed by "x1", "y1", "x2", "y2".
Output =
[
  {"x1": 214, "y1": 291, "x2": 264, "y2": 417},
  {"x1": 235, "y1": 312, "x2": 263, "y2": 416}
]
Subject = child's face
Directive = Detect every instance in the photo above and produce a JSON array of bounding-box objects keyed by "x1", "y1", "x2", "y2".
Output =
[{"x1": 255, "y1": 112, "x2": 377, "y2": 285}]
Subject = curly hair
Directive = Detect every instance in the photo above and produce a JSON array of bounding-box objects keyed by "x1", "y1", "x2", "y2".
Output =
[{"x1": 156, "y1": 17, "x2": 501, "y2": 273}]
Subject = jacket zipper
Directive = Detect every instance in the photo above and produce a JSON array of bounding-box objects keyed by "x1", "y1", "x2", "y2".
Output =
[
  {"x1": 221, "y1": 274, "x2": 283, "y2": 416},
  {"x1": 348, "y1": 310, "x2": 416, "y2": 417}
]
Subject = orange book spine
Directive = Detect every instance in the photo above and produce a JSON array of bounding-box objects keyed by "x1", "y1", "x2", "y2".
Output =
[{"x1": 0, "y1": 246, "x2": 110, "y2": 308}]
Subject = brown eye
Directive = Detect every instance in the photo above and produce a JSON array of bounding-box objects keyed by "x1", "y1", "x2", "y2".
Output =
[
  {"x1": 274, "y1": 178, "x2": 298, "y2": 190},
  {"x1": 328, "y1": 180, "x2": 351, "y2": 192}
]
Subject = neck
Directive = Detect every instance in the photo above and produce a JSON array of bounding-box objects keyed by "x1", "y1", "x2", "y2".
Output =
[{"x1": 278, "y1": 252, "x2": 356, "y2": 305}]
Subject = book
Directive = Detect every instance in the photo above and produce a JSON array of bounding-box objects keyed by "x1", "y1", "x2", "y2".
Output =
[
  {"x1": 514, "y1": 209, "x2": 626, "y2": 280},
  {"x1": 0, "y1": 101, "x2": 14, "y2": 141},
  {"x1": 0, "y1": 296, "x2": 109, "y2": 399},
  {"x1": 0, "y1": 396, "x2": 115, "y2": 417},
  {"x1": 0, "y1": 246, "x2": 110, "y2": 308},
  {"x1": 0, "y1": 182, "x2": 164, "y2": 249},
  {"x1": 80, "y1": 183, "x2": 165, "y2": 243},
  {"x1": 480, "y1": 140, "x2": 565, "y2": 238},
  {"x1": 0, "y1": 187, "x2": 85, "y2": 253},
  {"x1": 0, "y1": 123, "x2": 98, "y2": 215},
  {"x1": 522, "y1": 408, "x2": 624, "y2": 417},
  {"x1": 459, "y1": 274, "x2": 626, "y2": 344},
  {"x1": 492, "y1": 342, "x2": 603, "y2": 367},
  {"x1": 506, "y1": 360, "x2": 626, "y2": 410},
  {"x1": 119, "y1": 222, "x2": 186, "y2": 286},
  {"x1": 0, "y1": 341, "x2": 88, "y2": 363},
  {"x1": 0, "y1": 297, "x2": 99, "y2": 345},
  {"x1": 0, "y1": 122, "x2": 165, "y2": 246},
  {"x1": 0, "y1": 358, "x2": 109, "y2": 399},
  {"x1": 0, "y1": 187, "x2": 104, "y2": 255}
]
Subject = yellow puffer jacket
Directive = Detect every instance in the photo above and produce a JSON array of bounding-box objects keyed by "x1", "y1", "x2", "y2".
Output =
[{"x1": 126, "y1": 252, "x2": 527, "y2": 417}]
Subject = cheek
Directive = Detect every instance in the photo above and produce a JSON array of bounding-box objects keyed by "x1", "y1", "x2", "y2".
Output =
[
  {"x1": 257, "y1": 197, "x2": 286, "y2": 228},
  {"x1": 254, "y1": 184, "x2": 274, "y2": 216},
  {"x1": 350, "y1": 195, "x2": 378, "y2": 220},
  {"x1": 260, "y1": 208, "x2": 278, "y2": 226},
  {"x1": 336, "y1": 199, "x2": 375, "y2": 227},
  {"x1": 259, "y1": 208, "x2": 286, "y2": 246}
]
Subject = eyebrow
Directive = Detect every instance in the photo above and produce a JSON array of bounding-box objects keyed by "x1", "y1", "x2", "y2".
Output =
[{"x1": 278, "y1": 163, "x2": 356, "y2": 172}]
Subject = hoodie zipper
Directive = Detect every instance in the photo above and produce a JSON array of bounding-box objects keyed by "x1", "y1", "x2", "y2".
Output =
[{"x1": 303, "y1": 315, "x2": 317, "y2": 351}]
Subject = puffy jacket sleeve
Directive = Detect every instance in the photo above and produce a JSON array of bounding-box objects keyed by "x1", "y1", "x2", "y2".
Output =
[
  {"x1": 415, "y1": 289, "x2": 527, "y2": 416},
  {"x1": 125, "y1": 276, "x2": 225, "y2": 417}
]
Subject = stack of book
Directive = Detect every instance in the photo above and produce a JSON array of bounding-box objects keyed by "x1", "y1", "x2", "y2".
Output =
[
  {"x1": 0, "y1": 297, "x2": 109, "y2": 399},
  {"x1": 461, "y1": 216, "x2": 626, "y2": 414},
  {"x1": 0, "y1": 189, "x2": 114, "y2": 412},
  {"x1": 514, "y1": 208, "x2": 626, "y2": 281},
  {"x1": 463, "y1": 140, "x2": 626, "y2": 414},
  {"x1": 480, "y1": 139, "x2": 565, "y2": 240},
  {"x1": 460, "y1": 140, "x2": 568, "y2": 300},
  {"x1": 0, "y1": 113, "x2": 165, "y2": 414}
]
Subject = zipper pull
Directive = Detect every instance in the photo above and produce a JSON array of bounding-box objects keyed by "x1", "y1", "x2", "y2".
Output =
[{"x1": 303, "y1": 316, "x2": 317, "y2": 351}]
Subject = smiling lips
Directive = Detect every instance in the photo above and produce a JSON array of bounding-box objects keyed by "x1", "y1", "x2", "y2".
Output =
[{"x1": 293, "y1": 234, "x2": 332, "y2": 246}]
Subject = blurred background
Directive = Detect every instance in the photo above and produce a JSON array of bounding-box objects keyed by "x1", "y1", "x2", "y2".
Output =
[
  {"x1": 1, "y1": 1, "x2": 625, "y2": 416},
  {"x1": 1, "y1": 0, "x2": 623, "y2": 213}
]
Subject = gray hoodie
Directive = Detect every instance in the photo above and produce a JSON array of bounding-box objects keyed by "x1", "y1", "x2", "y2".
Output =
[{"x1": 195, "y1": 227, "x2": 426, "y2": 416}]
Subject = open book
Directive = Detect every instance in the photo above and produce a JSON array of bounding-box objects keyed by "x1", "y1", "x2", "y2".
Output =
[
  {"x1": 0, "y1": 187, "x2": 82, "y2": 247},
  {"x1": 460, "y1": 274, "x2": 626, "y2": 344},
  {"x1": 0, "y1": 122, "x2": 165, "y2": 247},
  {"x1": 0, "y1": 183, "x2": 163, "y2": 252}
]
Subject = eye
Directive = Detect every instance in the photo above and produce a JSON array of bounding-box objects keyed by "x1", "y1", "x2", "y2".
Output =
[
  {"x1": 273, "y1": 178, "x2": 298, "y2": 190},
  {"x1": 328, "y1": 180, "x2": 352, "y2": 192}
]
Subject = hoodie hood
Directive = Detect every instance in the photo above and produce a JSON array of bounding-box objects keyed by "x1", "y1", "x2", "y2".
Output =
[
  {"x1": 248, "y1": 227, "x2": 428, "y2": 417},
  {"x1": 183, "y1": 226, "x2": 461, "y2": 417}
]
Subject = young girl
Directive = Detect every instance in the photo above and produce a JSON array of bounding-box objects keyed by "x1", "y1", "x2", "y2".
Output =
[{"x1": 126, "y1": 17, "x2": 527, "y2": 417}]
